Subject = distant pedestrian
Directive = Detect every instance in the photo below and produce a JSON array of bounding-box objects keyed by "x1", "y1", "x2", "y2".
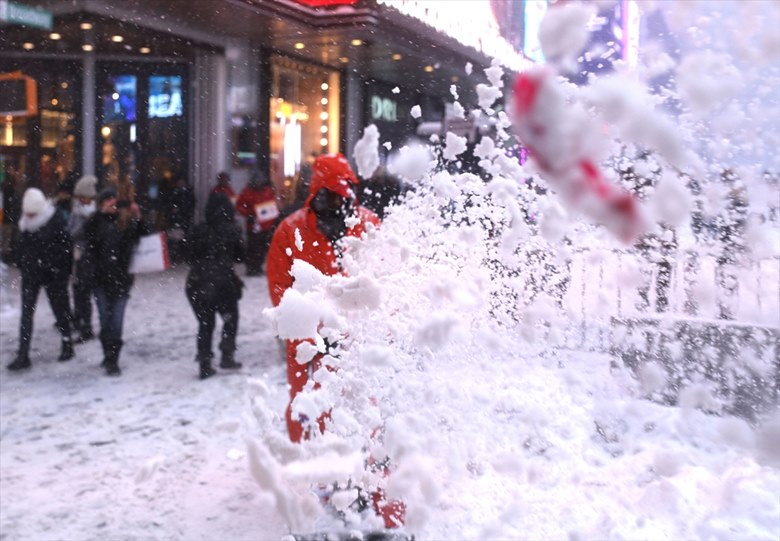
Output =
[
  {"x1": 84, "y1": 187, "x2": 150, "y2": 376},
  {"x1": 358, "y1": 166, "x2": 407, "y2": 220},
  {"x1": 184, "y1": 192, "x2": 245, "y2": 379},
  {"x1": 8, "y1": 188, "x2": 74, "y2": 371},
  {"x1": 236, "y1": 173, "x2": 278, "y2": 276},
  {"x1": 164, "y1": 175, "x2": 196, "y2": 264},
  {"x1": 68, "y1": 175, "x2": 99, "y2": 343},
  {"x1": 211, "y1": 172, "x2": 236, "y2": 204}
]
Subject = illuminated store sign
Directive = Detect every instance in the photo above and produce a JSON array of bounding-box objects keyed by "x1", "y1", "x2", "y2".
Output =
[
  {"x1": 376, "y1": 0, "x2": 531, "y2": 71},
  {"x1": 371, "y1": 95, "x2": 398, "y2": 122}
]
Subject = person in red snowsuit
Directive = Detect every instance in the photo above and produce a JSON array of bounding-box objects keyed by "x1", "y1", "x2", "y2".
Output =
[
  {"x1": 267, "y1": 154, "x2": 379, "y2": 439},
  {"x1": 236, "y1": 174, "x2": 278, "y2": 276},
  {"x1": 266, "y1": 154, "x2": 404, "y2": 529}
]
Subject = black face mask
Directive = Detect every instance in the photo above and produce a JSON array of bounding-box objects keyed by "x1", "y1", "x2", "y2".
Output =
[{"x1": 310, "y1": 189, "x2": 353, "y2": 243}]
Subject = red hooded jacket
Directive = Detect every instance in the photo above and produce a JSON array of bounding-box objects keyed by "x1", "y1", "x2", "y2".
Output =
[
  {"x1": 267, "y1": 154, "x2": 379, "y2": 306},
  {"x1": 266, "y1": 154, "x2": 379, "y2": 444}
]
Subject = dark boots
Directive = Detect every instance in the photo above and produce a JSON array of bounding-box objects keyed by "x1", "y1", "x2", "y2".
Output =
[
  {"x1": 7, "y1": 339, "x2": 72, "y2": 371},
  {"x1": 219, "y1": 339, "x2": 242, "y2": 370},
  {"x1": 58, "y1": 338, "x2": 75, "y2": 362},
  {"x1": 197, "y1": 351, "x2": 216, "y2": 380},
  {"x1": 100, "y1": 337, "x2": 123, "y2": 376},
  {"x1": 74, "y1": 327, "x2": 95, "y2": 344},
  {"x1": 7, "y1": 352, "x2": 31, "y2": 371}
]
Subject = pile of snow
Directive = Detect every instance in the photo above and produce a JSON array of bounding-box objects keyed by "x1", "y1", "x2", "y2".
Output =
[{"x1": 247, "y1": 1, "x2": 780, "y2": 538}]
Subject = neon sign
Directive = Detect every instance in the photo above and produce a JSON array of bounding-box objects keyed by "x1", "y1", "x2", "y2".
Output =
[{"x1": 371, "y1": 95, "x2": 398, "y2": 122}]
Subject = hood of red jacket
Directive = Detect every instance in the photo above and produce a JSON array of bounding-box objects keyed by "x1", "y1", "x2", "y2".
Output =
[{"x1": 304, "y1": 153, "x2": 359, "y2": 208}]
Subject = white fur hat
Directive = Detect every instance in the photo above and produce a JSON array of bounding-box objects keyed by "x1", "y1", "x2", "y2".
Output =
[
  {"x1": 22, "y1": 188, "x2": 47, "y2": 215},
  {"x1": 73, "y1": 175, "x2": 98, "y2": 198}
]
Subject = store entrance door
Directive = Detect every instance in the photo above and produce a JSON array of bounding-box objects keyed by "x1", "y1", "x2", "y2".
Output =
[{"x1": 96, "y1": 62, "x2": 188, "y2": 228}]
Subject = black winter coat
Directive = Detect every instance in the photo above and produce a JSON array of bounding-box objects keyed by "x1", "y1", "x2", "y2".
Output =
[
  {"x1": 185, "y1": 193, "x2": 245, "y2": 304},
  {"x1": 84, "y1": 212, "x2": 150, "y2": 298},
  {"x1": 15, "y1": 207, "x2": 72, "y2": 284}
]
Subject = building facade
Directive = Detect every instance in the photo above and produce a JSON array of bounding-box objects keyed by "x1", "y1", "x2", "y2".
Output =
[{"x1": 1, "y1": 0, "x2": 527, "y2": 220}]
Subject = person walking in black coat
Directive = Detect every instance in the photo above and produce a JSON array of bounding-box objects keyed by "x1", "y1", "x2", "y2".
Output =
[
  {"x1": 8, "y1": 188, "x2": 74, "y2": 370},
  {"x1": 68, "y1": 175, "x2": 99, "y2": 343},
  {"x1": 84, "y1": 187, "x2": 150, "y2": 376},
  {"x1": 184, "y1": 192, "x2": 245, "y2": 379}
]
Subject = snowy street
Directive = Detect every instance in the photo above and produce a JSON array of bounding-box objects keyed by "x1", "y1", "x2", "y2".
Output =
[
  {"x1": 1, "y1": 0, "x2": 779, "y2": 539},
  {"x1": 0, "y1": 265, "x2": 288, "y2": 541}
]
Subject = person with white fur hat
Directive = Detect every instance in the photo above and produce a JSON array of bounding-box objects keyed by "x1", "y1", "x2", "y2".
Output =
[
  {"x1": 8, "y1": 188, "x2": 75, "y2": 370},
  {"x1": 69, "y1": 175, "x2": 98, "y2": 343}
]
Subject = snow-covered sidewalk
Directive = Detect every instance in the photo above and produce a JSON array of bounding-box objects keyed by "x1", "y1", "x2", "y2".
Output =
[{"x1": 0, "y1": 265, "x2": 288, "y2": 541}]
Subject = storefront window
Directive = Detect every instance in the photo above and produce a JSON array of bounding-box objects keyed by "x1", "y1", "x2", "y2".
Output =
[
  {"x1": 270, "y1": 56, "x2": 340, "y2": 209},
  {"x1": 99, "y1": 74, "x2": 137, "y2": 196},
  {"x1": 96, "y1": 64, "x2": 188, "y2": 228},
  {"x1": 0, "y1": 63, "x2": 80, "y2": 197}
]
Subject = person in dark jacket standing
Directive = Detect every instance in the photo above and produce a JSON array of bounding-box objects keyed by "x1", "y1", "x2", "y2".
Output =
[
  {"x1": 68, "y1": 175, "x2": 98, "y2": 343},
  {"x1": 84, "y1": 187, "x2": 150, "y2": 376},
  {"x1": 184, "y1": 192, "x2": 244, "y2": 379},
  {"x1": 8, "y1": 188, "x2": 74, "y2": 370}
]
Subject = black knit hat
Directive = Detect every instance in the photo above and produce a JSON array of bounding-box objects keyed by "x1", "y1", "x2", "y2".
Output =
[{"x1": 97, "y1": 186, "x2": 118, "y2": 205}]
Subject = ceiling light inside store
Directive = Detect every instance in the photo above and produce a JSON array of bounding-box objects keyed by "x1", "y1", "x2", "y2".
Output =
[
  {"x1": 424, "y1": 65, "x2": 434, "y2": 72},
  {"x1": 339, "y1": 57, "x2": 348, "y2": 63},
  {"x1": 392, "y1": 53, "x2": 402, "y2": 60},
  {"x1": 321, "y1": 98, "x2": 328, "y2": 105},
  {"x1": 111, "y1": 35, "x2": 124, "y2": 43},
  {"x1": 82, "y1": 44, "x2": 94, "y2": 52},
  {"x1": 23, "y1": 42, "x2": 34, "y2": 50},
  {"x1": 49, "y1": 33, "x2": 61, "y2": 40},
  {"x1": 295, "y1": 42, "x2": 305, "y2": 50},
  {"x1": 139, "y1": 47, "x2": 151, "y2": 54},
  {"x1": 320, "y1": 112, "x2": 328, "y2": 120},
  {"x1": 101, "y1": 126, "x2": 111, "y2": 137},
  {"x1": 320, "y1": 138, "x2": 328, "y2": 146},
  {"x1": 351, "y1": 39, "x2": 362, "y2": 46},
  {"x1": 51, "y1": 99, "x2": 58, "y2": 106},
  {"x1": 112, "y1": 92, "x2": 119, "y2": 100},
  {"x1": 80, "y1": 22, "x2": 93, "y2": 30},
  {"x1": 321, "y1": 82, "x2": 328, "y2": 90},
  {"x1": 320, "y1": 126, "x2": 328, "y2": 133}
]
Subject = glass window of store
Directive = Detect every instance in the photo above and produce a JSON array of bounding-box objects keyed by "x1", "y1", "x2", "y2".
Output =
[
  {"x1": 0, "y1": 61, "x2": 80, "y2": 199},
  {"x1": 270, "y1": 55, "x2": 340, "y2": 211},
  {"x1": 96, "y1": 63, "x2": 188, "y2": 228}
]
